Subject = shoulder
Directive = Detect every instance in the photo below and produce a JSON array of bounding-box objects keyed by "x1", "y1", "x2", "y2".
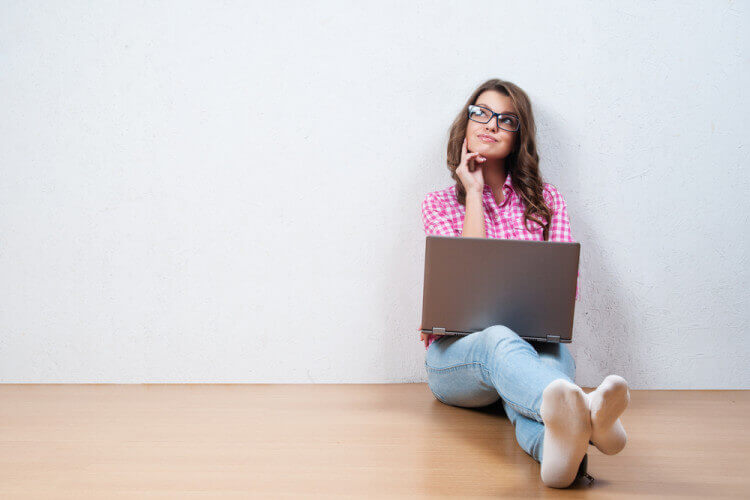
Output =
[
  {"x1": 422, "y1": 185, "x2": 459, "y2": 210},
  {"x1": 542, "y1": 182, "x2": 566, "y2": 210}
]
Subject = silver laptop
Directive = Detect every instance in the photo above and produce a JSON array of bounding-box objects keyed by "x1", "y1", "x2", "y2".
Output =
[{"x1": 419, "y1": 235, "x2": 580, "y2": 343}]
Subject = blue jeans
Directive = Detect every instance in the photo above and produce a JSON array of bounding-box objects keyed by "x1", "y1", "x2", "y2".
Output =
[{"x1": 424, "y1": 324, "x2": 576, "y2": 463}]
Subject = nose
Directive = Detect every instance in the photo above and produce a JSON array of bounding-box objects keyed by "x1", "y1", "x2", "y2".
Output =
[{"x1": 484, "y1": 119, "x2": 498, "y2": 133}]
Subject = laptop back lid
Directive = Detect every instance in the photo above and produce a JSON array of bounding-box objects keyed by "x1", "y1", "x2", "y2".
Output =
[{"x1": 420, "y1": 235, "x2": 580, "y2": 343}]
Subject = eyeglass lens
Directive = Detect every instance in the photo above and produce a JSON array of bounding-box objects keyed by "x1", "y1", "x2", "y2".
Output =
[{"x1": 468, "y1": 105, "x2": 519, "y2": 131}]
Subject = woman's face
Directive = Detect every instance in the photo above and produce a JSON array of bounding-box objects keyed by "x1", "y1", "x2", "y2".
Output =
[{"x1": 466, "y1": 90, "x2": 518, "y2": 160}]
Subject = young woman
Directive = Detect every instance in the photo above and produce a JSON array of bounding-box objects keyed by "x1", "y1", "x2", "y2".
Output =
[{"x1": 417, "y1": 79, "x2": 630, "y2": 488}]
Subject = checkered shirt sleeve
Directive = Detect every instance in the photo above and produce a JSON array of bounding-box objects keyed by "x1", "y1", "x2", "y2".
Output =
[{"x1": 421, "y1": 192, "x2": 458, "y2": 237}]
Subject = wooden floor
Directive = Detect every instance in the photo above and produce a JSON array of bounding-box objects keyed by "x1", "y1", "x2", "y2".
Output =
[{"x1": 0, "y1": 385, "x2": 748, "y2": 498}]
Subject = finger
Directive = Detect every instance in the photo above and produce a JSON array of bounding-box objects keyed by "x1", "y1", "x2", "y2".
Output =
[{"x1": 470, "y1": 153, "x2": 485, "y2": 165}]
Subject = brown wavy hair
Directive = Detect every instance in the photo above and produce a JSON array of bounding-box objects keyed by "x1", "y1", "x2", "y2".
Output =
[{"x1": 447, "y1": 79, "x2": 553, "y2": 241}]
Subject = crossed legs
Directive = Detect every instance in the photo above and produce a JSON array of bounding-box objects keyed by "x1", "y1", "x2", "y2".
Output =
[{"x1": 425, "y1": 325, "x2": 630, "y2": 488}]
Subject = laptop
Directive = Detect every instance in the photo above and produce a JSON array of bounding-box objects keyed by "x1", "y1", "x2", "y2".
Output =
[{"x1": 419, "y1": 235, "x2": 580, "y2": 343}]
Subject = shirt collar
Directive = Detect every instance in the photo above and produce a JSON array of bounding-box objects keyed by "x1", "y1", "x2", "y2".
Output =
[{"x1": 482, "y1": 171, "x2": 513, "y2": 209}]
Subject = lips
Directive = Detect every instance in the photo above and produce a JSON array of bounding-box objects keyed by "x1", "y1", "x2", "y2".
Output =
[{"x1": 478, "y1": 134, "x2": 497, "y2": 142}]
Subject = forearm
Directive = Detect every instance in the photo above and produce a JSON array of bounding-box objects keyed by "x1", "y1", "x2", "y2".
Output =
[{"x1": 461, "y1": 190, "x2": 486, "y2": 238}]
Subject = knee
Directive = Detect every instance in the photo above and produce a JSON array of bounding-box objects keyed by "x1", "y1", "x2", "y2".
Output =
[
  {"x1": 535, "y1": 343, "x2": 576, "y2": 380},
  {"x1": 479, "y1": 324, "x2": 524, "y2": 348}
]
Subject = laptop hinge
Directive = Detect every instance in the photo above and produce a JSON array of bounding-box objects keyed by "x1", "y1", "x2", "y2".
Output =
[
  {"x1": 433, "y1": 327, "x2": 446, "y2": 335},
  {"x1": 546, "y1": 334, "x2": 561, "y2": 343}
]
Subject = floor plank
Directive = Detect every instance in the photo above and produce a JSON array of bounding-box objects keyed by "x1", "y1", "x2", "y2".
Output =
[{"x1": 0, "y1": 384, "x2": 748, "y2": 498}]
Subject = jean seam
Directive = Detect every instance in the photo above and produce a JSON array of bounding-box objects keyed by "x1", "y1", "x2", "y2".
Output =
[
  {"x1": 430, "y1": 387, "x2": 449, "y2": 404},
  {"x1": 424, "y1": 360, "x2": 446, "y2": 404},
  {"x1": 424, "y1": 365, "x2": 449, "y2": 404},
  {"x1": 425, "y1": 361, "x2": 541, "y2": 420}
]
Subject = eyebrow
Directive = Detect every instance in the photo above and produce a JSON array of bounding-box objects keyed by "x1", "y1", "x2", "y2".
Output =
[{"x1": 476, "y1": 102, "x2": 517, "y2": 115}]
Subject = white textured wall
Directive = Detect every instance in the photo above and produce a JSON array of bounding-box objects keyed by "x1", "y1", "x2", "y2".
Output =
[{"x1": 1, "y1": 1, "x2": 747, "y2": 388}]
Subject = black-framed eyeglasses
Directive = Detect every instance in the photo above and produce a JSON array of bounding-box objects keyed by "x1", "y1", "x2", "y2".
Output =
[{"x1": 467, "y1": 104, "x2": 520, "y2": 132}]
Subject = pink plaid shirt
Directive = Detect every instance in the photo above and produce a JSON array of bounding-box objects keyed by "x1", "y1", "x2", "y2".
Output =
[{"x1": 421, "y1": 171, "x2": 581, "y2": 349}]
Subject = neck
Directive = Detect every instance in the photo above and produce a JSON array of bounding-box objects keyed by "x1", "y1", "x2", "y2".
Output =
[{"x1": 481, "y1": 158, "x2": 507, "y2": 192}]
